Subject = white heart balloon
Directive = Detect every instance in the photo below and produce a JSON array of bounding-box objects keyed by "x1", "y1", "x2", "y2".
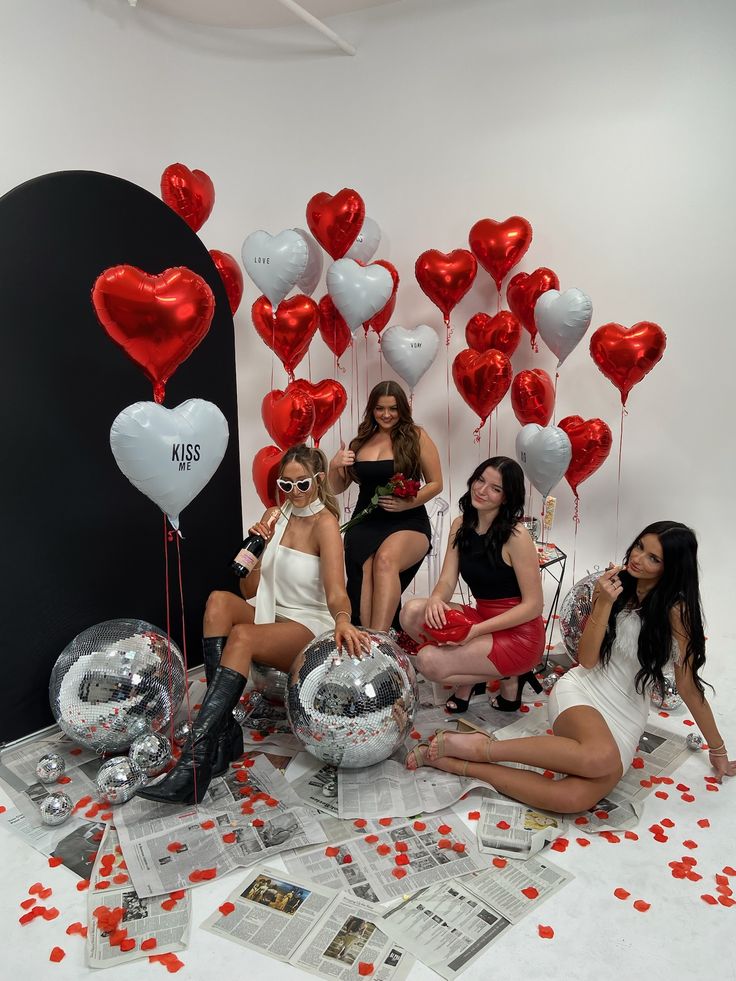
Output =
[
  {"x1": 345, "y1": 216, "x2": 381, "y2": 263},
  {"x1": 242, "y1": 229, "x2": 308, "y2": 308},
  {"x1": 515, "y1": 423, "x2": 571, "y2": 498},
  {"x1": 326, "y1": 258, "x2": 393, "y2": 334},
  {"x1": 292, "y1": 227, "x2": 323, "y2": 296},
  {"x1": 381, "y1": 324, "x2": 440, "y2": 390},
  {"x1": 535, "y1": 288, "x2": 593, "y2": 368},
  {"x1": 110, "y1": 399, "x2": 229, "y2": 530}
]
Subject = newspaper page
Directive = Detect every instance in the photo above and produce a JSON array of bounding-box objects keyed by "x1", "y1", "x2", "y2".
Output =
[
  {"x1": 292, "y1": 893, "x2": 414, "y2": 981},
  {"x1": 115, "y1": 757, "x2": 326, "y2": 897},
  {"x1": 290, "y1": 757, "x2": 342, "y2": 817},
  {"x1": 0, "y1": 804, "x2": 106, "y2": 880},
  {"x1": 284, "y1": 811, "x2": 486, "y2": 905},
  {"x1": 238, "y1": 691, "x2": 302, "y2": 756},
  {"x1": 476, "y1": 791, "x2": 563, "y2": 859},
  {"x1": 380, "y1": 855, "x2": 572, "y2": 979},
  {"x1": 86, "y1": 825, "x2": 190, "y2": 968}
]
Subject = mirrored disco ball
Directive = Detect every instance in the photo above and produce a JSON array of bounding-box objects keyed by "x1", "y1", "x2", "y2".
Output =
[
  {"x1": 96, "y1": 756, "x2": 145, "y2": 804},
  {"x1": 36, "y1": 753, "x2": 66, "y2": 784},
  {"x1": 559, "y1": 571, "x2": 601, "y2": 659},
  {"x1": 39, "y1": 792, "x2": 73, "y2": 826},
  {"x1": 49, "y1": 619, "x2": 186, "y2": 753},
  {"x1": 650, "y1": 676, "x2": 683, "y2": 711},
  {"x1": 129, "y1": 732, "x2": 172, "y2": 777},
  {"x1": 250, "y1": 661, "x2": 289, "y2": 704},
  {"x1": 541, "y1": 672, "x2": 559, "y2": 693},
  {"x1": 686, "y1": 732, "x2": 704, "y2": 751},
  {"x1": 286, "y1": 630, "x2": 418, "y2": 769},
  {"x1": 173, "y1": 720, "x2": 193, "y2": 747}
]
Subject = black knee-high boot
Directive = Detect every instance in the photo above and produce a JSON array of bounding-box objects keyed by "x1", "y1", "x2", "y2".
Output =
[
  {"x1": 137, "y1": 666, "x2": 246, "y2": 805},
  {"x1": 201, "y1": 636, "x2": 244, "y2": 776}
]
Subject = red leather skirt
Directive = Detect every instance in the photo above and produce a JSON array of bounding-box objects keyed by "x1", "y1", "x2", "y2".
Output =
[{"x1": 461, "y1": 598, "x2": 545, "y2": 675}]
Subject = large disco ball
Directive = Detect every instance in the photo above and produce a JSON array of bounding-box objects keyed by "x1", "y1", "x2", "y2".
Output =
[
  {"x1": 49, "y1": 619, "x2": 186, "y2": 753},
  {"x1": 250, "y1": 661, "x2": 288, "y2": 704},
  {"x1": 286, "y1": 630, "x2": 418, "y2": 769},
  {"x1": 559, "y1": 571, "x2": 601, "y2": 659}
]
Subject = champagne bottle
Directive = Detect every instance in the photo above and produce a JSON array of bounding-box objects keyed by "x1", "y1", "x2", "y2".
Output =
[{"x1": 231, "y1": 510, "x2": 279, "y2": 578}]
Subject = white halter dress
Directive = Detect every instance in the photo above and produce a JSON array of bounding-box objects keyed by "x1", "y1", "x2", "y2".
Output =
[
  {"x1": 547, "y1": 608, "x2": 681, "y2": 771},
  {"x1": 253, "y1": 501, "x2": 335, "y2": 639}
]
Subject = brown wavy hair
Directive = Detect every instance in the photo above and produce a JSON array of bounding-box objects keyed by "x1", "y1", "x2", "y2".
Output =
[
  {"x1": 279, "y1": 444, "x2": 340, "y2": 520},
  {"x1": 349, "y1": 381, "x2": 422, "y2": 478}
]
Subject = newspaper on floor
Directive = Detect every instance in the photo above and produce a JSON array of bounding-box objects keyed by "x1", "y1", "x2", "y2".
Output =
[
  {"x1": 0, "y1": 804, "x2": 106, "y2": 880},
  {"x1": 202, "y1": 864, "x2": 413, "y2": 981},
  {"x1": 380, "y1": 854, "x2": 572, "y2": 979},
  {"x1": 475, "y1": 791, "x2": 563, "y2": 859},
  {"x1": 284, "y1": 811, "x2": 486, "y2": 905},
  {"x1": 86, "y1": 825, "x2": 190, "y2": 968},
  {"x1": 115, "y1": 756, "x2": 326, "y2": 897},
  {"x1": 238, "y1": 691, "x2": 302, "y2": 755}
]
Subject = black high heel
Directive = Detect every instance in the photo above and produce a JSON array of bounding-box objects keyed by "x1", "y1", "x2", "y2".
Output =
[
  {"x1": 490, "y1": 671, "x2": 543, "y2": 712},
  {"x1": 445, "y1": 682, "x2": 487, "y2": 715},
  {"x1": 202, "y1": 636, "x2": 244, "y2": 777}
]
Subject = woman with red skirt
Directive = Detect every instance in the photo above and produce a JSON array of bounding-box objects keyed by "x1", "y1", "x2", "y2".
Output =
[{"x1": 400, "y1": 456, "x2": 545, "y2": 714}]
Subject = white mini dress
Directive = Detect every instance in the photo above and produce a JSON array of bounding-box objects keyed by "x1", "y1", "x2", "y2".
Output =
[{"x1": 547, "y1": 609, "x2": 680, "y2": 771}]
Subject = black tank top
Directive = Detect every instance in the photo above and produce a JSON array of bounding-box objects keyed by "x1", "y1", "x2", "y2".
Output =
[{"x1": 458, "y1": 530, "x2": 521, "y2": 600}]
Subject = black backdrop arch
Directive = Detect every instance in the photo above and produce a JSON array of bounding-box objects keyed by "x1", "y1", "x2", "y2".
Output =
[{"x1": 0, "y1": 171, "x2": 243, "y2": 743}]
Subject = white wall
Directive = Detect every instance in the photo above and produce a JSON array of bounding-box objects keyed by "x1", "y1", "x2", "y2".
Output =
[{"x1": 4, "y1": 0, "x2": 734, "y2": 655}]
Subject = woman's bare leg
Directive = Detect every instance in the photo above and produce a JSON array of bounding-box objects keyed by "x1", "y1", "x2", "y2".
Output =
[
  {"x1": 399, "y1": 597, "x2": 464, "y2": 643},
  {"x1": 203, "y1": 590, "x2": 255, "y2": 636},
  {"x1": 220, "y1": 621, "x2": 314, "y2": 678},
  {"x1": 360, "y1": 556, "x2": 374, "y2": 629},
  {"x1": 367, "y1": 531, "x2": 430, "y2": 631},
  {"x1": 416, "y1": 636, "x2": 504, "y2": 705}
]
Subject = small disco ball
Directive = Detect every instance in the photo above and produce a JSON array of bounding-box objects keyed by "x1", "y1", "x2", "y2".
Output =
[
  {"x1": 541, "y1": 672, "x2": 559, "y2": 693},
  {"x1": 129, "y1": 732, "x2": 172, "y2": 777},
  {"x1": 96, "y1": 756, "x2": 145, "y2": 805},
  {"x1": 39, "y1": 792, "x2": 73, "y2": 827},
  {"x1": 559, "y1": 571, "x2": 601, "y2": 659},
  {"x1": 286, "y1": 630, "x2": 418, "y2": 769},
  {"x1": 650, "y1": 676, "x2": 683, "y2": 712},
  {"x1": 173, "y1": 720, "x2": 192, "y2": 747},
  {"x1": 686, "y1": 732, "x2": 704, "y2": 751},
  {"x1": 232, "y1": 703, "x2": 247, "y2": 725},
  {"x1": 35, "y1": 753, "x2": 66, "y2": 784},
  {"x1": 49, "y1": 619, "x2": 186, "y2": 753},
  {"x1": 250, "y1": 662, "x2": 289, "y2": 704}
]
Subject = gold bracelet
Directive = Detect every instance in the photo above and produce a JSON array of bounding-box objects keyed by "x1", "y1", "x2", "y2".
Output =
[
  {"x1": 334, "y1": 611, "x2": 351, "y2": 622},
  {"x1": 709, "y1": 751, "x2": 728, "y2": 757}
]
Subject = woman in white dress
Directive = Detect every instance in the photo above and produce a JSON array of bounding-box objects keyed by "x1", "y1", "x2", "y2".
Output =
[
  {"x1": 406, "y1": 521, "x2": 735, "y2": 812},
  {"x1": 140, "y1": 444, "x2": 370, "y2": 805}
]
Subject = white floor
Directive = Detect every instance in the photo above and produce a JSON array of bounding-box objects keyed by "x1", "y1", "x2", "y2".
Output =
[{"x1": 2, "y1": 679, "x2": 735, "y2": 980}]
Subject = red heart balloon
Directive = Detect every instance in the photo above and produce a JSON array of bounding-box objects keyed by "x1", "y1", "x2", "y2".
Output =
[
  {"x1": 558, "y1": 415, "x2": 613, "y2": 496},
  {"x1": 306, "y1": 188, "x2": 365, "y2": 260},
  {"x1": 292, "y1": 378, "x2": 348, "y2": 446},
  {"x1": 421, "y1": 608, "x2": 475, "y2": 645},
  {"x1": 589, "y1": 322, "x2": 667, "y2": 406},
  {"x1": 468, "y1": 216, "x2": 533, "y2": 291},
  {"x1": 261, "y1": 386, "x2": 316, "y2": 451},
  {"x1": 452, "y1": 348, "x2": 512, "y2": 429},
  {"x1": 465, "y1": 311, "x2": 521, "y2": 356},
  {"x1": 252, "y1": 445, "x2": 282, "y2": 508},
  {"x1": 506, "y1": 267, "x2": 559, "y2": 349},
  {"x1": 208, "y1": 250, "x2": 243, "y2": 315},
  {"x1": 364, "y1": 259, "x2": 399, "y2": 336},
  {"x1": 92, "y1": 265, "x2": 214, "y2": 404},
  {"x1": 318, "y1": 295, "x2": 352, "y2": 360},
  {"x1": 415, "y1": 249, "x2": 478, "y2": 326},
  {"x1": 160, "y1": 163, "x2": 215, "y2": 233},
  {"x1": 252, "y1": 294, "x2": 319, "y2": 379},
  {"x1": 511, "y1": 369, "x2": 555, "y2": 426}
]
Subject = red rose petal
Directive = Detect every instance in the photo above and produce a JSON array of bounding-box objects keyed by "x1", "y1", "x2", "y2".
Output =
[
  {"x1": 653, "y1": 833, "x2": 668, "y2": 843},
  {"x1": 409, "y1": 731, "x2": 421, "y2": 740},
  {"x1": 452, "y1": 843, "x2": 466, "y2": 853},
  {"x1": 200, "y1": 820, "x2": 215, "y2": 830},
  {"x1": 395, "y1": 841, "x2": 409, "y2": 853},
  {"x1": 614, "y1": 888, "x2": 631, "y2": 900},
  {"x1": 395, "y1": 854, "x2": 410, "y2": 866},
  {"x1": 542, "y1": 770, "x2": 555, "y2": 780},
  {"x1": 496, "y1": 821, "x2": 511, "y2": 830},
  {"x1": 522, "y1": 887, "x2": 539, "y2": 900},
  {"x1": 342, "y1": 854, "x2": 353, "y2": 865},
  {"x1": 324, "y1": 847, "x2": 340, "y2": 858},
  {"x1": 600, "y1": 832, "x2": 620, "y2": 844},
  {"x1": 42, "y1": 907, "x2": 60, "y2": 920},
  {"x1": 574, "y1": 816, "x2": 589, "y2": 825},
  {"x1": 633, "y1": 900, "x2": 651, "y2": 912},
  {"x1": 413, "y1": 821, "x2": 426, "y2": 831},
  {"x1": 676, "y1": 783, "x2": 690, "y2": 792},
  {"x1": 378, "y1": 818, "x2": 392, "y2": 827},
  {"x1": 141, "y1": 938, "x2": 157, "y2": 951},
  {"x1": 365, "y1": 835, "x2": 378, "y2": 844},
  {"x1": 219, "y1": 902, "x2": 236, "y2": 916},
  {"x1": 437, "y1": 839, "x2": 452, "y2": 849},
  {"x1": 654, "y1": 791, "x2": 669, "y2": 800},
  {"x1": 631, "y1": 757, "x2": 644, "y2": 769},
  {"x1": 120, "y1": 938, "x2": 136, "y2": 952},
  {"x1": 49, "y1": 947, "x2": 65, "y2": 963},
  {"x1": 468, "y1": 811, "x2": 480, "y2": 821},
  {"x1": 20, "y1": 898, "x2": 36, "y2": 910},
  {"x1": 681, "y1": 794, "x2": 695, "y2": 803},
  {"x1": 682, "y1": 840, "x2": 698, "y2": 850},
  {"x1": 520, "y1": 705, "x2": 530, "y2": 713},
  {"x1": 716, "y1": 874, "x2": 730, "y2": 886},
  {"x1": 683, "y1": 719, "x2": 694, "y2": 726},
  {"x1": 624, "y1": 831, "x2": 639, "y2": 841},
  {"x1": 358, "y1": 962, "x2": 375, "y2": 976},
  {"x1": 660, "y1": 818, "x2": 674, "y2": 829},
  {"x1": 391, "y1": 868, "x2": 407, "y2": 879},
  {"x1": 697, "y1": 819, "x2": 710, "y2": 829},
  {"x1": 28, "y1": 883, "x2": 45, "y2": 895},
  {"x1": 537, "y1": 925, "x2": 555, "y2": 939},
  {"x1": 594, "y1": 810, "x2": 609, "y2": 820},
  {"x1": 161, "y1": 899, "x2": 177, "y2": 911},
  {"x1": 377, "y1": 844, "x2": 391, "y2": 856},
  {"x1": 252, "y1": 819, "x2": 264, "y2": 828},
  {"x1": 48, "y1": 857, "x2": 63, "y2": 868},
  {"x1": 576, "y1": 838, "x2": 591, "y2": 847},
  {"x1": 354, "y1": 819, "x2": 367, "y2": 829},
  {"x1": 94, "y1": 881, "x2": 110, "y2": 890},
  {"x1": 704, "y1": 776, "x2": 719, "y2": 784},
  {"x1": 706, "y1": 784, "x2": 719, "y2": 792},
  {"x1": 701, "y1": 894, "x2": 718, "y2": 905},
  {"x1": 682, "y1": 856, "x2": 697, "y2": 866},
  {"x1": 723, "y1": 867, "x2": 736, "y2": 877},
  {"x1": 658, "y1": 711, "x2": 669, "y2": 718},
  {"x1": 76, "y1": 879, "x2": 90, "y2": 892},
  {"x1": 551, "y1": 839, "x2": 569, "y2": 852},
  {"x1": 167, "y1": 842, "x2": 185, "y2": 853},
  {"x1": 492, "y1": 857, "x2": 507, "y2": 868},
  {"x1": 65, "y1": 922, "x2": 85, "y2": 936},
  {"x1": 716, "y1": 884, "x2": 733, "y2": 897},
  {"x1": 438, "y1": 824, "x2": 452, "y2": 835},
  {"x1": 718, "y1": 896, "x2": 736, "y2": 908}
]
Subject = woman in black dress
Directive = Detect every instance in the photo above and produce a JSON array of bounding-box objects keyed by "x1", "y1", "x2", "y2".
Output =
[{"x1": 328, "y1": 381, "x2": 443, "y2": 631}]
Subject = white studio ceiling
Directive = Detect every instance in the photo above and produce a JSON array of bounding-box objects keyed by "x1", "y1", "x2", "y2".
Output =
[{"x1": 132, "y1": 0, "x2": 401, "y2": 30}]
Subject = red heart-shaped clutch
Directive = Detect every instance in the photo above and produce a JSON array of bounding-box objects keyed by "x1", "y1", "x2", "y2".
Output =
[{"x1": 422, "y1": 609, "x2": 475, "y2": 645}]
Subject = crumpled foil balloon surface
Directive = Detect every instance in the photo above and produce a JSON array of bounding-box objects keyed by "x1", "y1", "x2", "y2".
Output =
[
  {"x1": 39, "y1": 792, "x2": 73, "y2": 826},
  {"x1": 35, "y1": 753, "x2": 66, "y2": 784},
  {"x1": 649, "y1": 676, "x2": 683, "y2": 711},
  {"x1": 286, "y1": 630, "x2": 418, "y2": 769},
  {"x1": 96, "y1": 756, "x2": 145, "y2": 804},
  {"x1": 49, "y1": 619, "x2": 186, "y2": 753},
  {"x1": 558, "y1": 571, "x2": 600, "y2": 658},
  {"x1": 250, "y1": 661, "x2": 289, "y2": 704},
  {"x1": 129, "y1": 732, "x2": 172, "y2": 777}
]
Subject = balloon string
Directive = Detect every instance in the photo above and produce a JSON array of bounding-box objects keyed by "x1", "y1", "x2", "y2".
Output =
[
  {"x1": 553, "y1": 371, "x2": 559, "y2": 426},
  {"x1": 445, "y1": 341, "x2": 453, "y2": 506},
  {"x1": 175, "y1": 531, "x2": 197, "y2": 803},
  {"x1": 163, "y1": 516, "x2": 175, "y2": 749},
  {"x1": 615, "y1": 404, "x2": 626, "y2": 558},
  {"x1": 497, "y1": 286, "x2": 501, "y2": 315},
  {"x1": 364, "y1": 330, "x2": 369, "y2": 397},
  {"x1": 379, "y1": 340, "x2": 384, "y2": 380},
  {"x1": 494, "y1": 406, "x2": 499, "y2": 455},
  {"x1": 571, "y1": 496, "x2": 580, "y2": 582}
]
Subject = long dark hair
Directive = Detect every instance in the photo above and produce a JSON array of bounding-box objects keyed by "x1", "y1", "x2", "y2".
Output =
[
  {"x1": 599, "y1": 521, "x2": 707, "y2": 696},
  {"x1": 349, "y1": 381, "x2": 422, "y2": 478},
  {"x1": 453, "y1": 457, "x2": 525, "y2": 559}
]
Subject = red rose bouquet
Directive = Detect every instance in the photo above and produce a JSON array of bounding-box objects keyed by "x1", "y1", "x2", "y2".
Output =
[{"x1": 340, "y1": 473, "x2": 421, "y2": 533}]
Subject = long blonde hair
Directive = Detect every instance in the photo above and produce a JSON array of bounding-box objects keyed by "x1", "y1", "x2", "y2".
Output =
[{"x1": 279, "y1": 444, "x2": 340, "y2": 520}]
